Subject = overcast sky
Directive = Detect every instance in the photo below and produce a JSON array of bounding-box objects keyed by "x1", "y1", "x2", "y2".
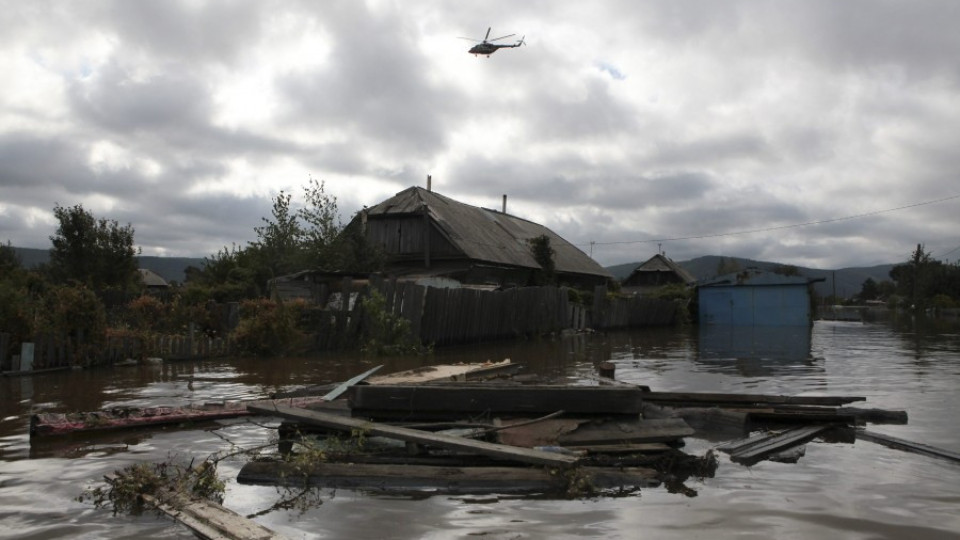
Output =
[{"x1": 2, "y1": 1, "x2": 959, "y2": 270}]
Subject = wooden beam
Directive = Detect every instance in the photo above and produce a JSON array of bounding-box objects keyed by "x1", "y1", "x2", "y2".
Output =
[
  {"x1": 642, "y1": 391, "x2": 865, "y2": 407},
  {"x1": 105, "y1": 475, "x2": 286, "y2": 540},
  {"x1": 718, "y1": 425, "x2": 832, "y2": 466},
  {"x1": 858, "y1": 430, "x2": 960, "y2": 464},
  {"x1": 247, "y1": 404, "x2": 579, "y2": 468},
  {"x1": 237, "y1": 461, "x2": 660, "y2": 494},
  {"x1": 347, "y1": 384, "x2": 644, "y2": 417}
]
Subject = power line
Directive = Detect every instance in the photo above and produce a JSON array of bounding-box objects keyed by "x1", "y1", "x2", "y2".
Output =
[{"x1": 581, "y1": 193, "x2": 960, "y2": 248}]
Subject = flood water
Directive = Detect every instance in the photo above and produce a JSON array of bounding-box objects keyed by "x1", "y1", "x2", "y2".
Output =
[{"x1": 2, "y1": 316, "x2": 960, "y2": 539}]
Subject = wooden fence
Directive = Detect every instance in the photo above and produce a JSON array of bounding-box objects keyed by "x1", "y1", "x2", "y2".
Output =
[{"x1": 1, "y1": 330, "x2": 236, "y2": 375}]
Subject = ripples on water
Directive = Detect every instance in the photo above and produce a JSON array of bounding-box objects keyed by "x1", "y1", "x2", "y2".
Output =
[{"x1": 2, "y1": 317, "x2": 960, "y2": 539}]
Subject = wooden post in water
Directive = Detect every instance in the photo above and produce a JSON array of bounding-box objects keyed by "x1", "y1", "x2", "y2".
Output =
[{"x1": 598, "y1": 361, "x2": 616, "y2": 380}]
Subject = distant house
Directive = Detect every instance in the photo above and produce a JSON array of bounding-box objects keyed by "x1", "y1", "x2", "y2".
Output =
[
  {"x1": 621, "y1": 254, "x2": 697, "y2": 295},
  {"x1": 697, "y1": 268, "x2": 824, "y2": 326},
  {"x1": 350, "y1": 186, "x2": 613, "y2": 289},
  {"x1": 138, "y1": 268, "x2": 169, "y2": 291}
]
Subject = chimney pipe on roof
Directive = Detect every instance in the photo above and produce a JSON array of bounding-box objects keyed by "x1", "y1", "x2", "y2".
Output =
[
  {"x1": 427, "y1": 175, "x2": 432, "y2": 192},
  {"x1": 502, "y1": 194, "x2": 507, "y2": 213}
]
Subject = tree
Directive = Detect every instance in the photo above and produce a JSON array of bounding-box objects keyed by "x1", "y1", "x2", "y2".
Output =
[
  {"x1": 299, "y1": 178, "x2": 342, "y2": 269},
  {"x1": 48, "y1": 204, "x2": 140, "y2": 291},
  {"x1": 858, "y1": 278, "x2": 880, "y2": 301},
  {"x1": 528, "y1": 234, "x2": 556, "y2": 285},
  {"x1": 251, "y1": 191, "x2": 304, "y2": 279}
]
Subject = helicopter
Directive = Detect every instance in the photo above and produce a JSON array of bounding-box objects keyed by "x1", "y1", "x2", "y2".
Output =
[{"x1": 459, "y1": 27, "x2": 525, "y2": 57}]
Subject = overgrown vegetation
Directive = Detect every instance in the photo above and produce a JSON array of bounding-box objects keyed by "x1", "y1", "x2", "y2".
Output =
[
  {"x1": 359, "y1": 290, "x2": 427, "y2": 356},
  {"x1": 79, "y1": 457, "x2": 225, "y2": 516}
]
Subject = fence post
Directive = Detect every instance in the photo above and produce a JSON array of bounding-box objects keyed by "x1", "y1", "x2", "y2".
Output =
[{"x1": 0, "y1": 333, "x2": 9, "y2": 371}]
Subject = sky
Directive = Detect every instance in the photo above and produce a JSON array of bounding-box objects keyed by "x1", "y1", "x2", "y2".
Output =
[{"x1": 2, "y1": 0, "x2": 959, "y2": 270}]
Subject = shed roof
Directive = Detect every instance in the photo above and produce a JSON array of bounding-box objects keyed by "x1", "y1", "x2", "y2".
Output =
[
  {"x1": 364, "y1": 187, "x2": 612, "y2": 279},
  {"x1": 699, "y1": 268, "x2": 822, "y2": 288}
]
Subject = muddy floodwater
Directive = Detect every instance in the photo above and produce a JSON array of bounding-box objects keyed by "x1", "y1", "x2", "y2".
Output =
[{"x1": 2, "y1": 316, "x2": 960, "y2": 539}]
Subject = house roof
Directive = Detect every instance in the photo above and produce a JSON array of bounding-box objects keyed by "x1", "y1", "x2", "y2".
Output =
[
  {"x1": 364, "y1": 187, "x2": 613, "y2": 279},
  {"x1": 138, "y1": 268, "x2": 169, "y2": 287},
  {"x1": 625, "y1": 253, "x2": 697, "y2": 284}
]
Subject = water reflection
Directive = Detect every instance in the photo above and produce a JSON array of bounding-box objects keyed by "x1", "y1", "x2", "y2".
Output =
[{"x1": 695, "y1": 324, "x2": 821, "y2": 377}]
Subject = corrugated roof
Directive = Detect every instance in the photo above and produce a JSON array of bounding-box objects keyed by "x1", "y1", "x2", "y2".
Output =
[
  {"x1": 699, "y1": 268, "x2": 819, "y2": 287},
  {"x1": 138, "y1": 268, "x2": 169, "y2": 287},
  {"x1": 365, "y1": 187, "x2": 612, "y2": 279}
]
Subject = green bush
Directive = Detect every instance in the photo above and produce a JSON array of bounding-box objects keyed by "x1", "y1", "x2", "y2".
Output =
[
  {"x1": 234, "y1": 298, "x2": 307, "y2": 356},
  {"x1": 359, "y1": 290, "x2": 423, "y2": 356},
  {"x1": 37, "y1": 284, "x2": 108, "y2": 365}
]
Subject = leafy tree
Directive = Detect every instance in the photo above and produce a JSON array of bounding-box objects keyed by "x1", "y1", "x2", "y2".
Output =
[
  {"x1": 528, "y1": 234, "x2": 556, "y2": 285},
  {"x1": 48, "y1": 204, "x2": 140, "y2": 291},
  {"x1": 858, "y1": 278, "x2": 880, "y2": 301},
  {"x1": 0, "y1": 241, "x2": 21, "y2": 275},
  {"x1": 251, "y1": 191, "x2": 304, "y2": 279},
  {"x1": 299, "y1": 178, "x2": 342, "y2": 269}
]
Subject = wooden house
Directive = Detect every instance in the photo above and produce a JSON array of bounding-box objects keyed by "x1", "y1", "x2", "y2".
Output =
[
  {"x1": 352, "y1": 186, "x2": 613, "y2": 289},
  {"x1": 621, "y1": 254, "x2": 696, "y2": 295}
]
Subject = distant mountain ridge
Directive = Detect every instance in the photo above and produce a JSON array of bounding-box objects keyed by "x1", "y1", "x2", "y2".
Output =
[
  {"x1": 608, "y1": 255, "x2": 896, "y2": 299},
  {"x1": 11, "y1": 247, "x2": 204, "y2": 284}
]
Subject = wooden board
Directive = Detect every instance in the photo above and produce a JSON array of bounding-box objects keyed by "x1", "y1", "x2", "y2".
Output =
[
  {"x1": 347, "y1": 384, "x2": 644, "y2": 417},
  {"x1": 563, "y1": 443, "x2": 672, "y2": 454},
  {"x1": 106, "y1": 474, "x2": 286, "y2": 540},
  {"x1": 557, "y1": 418, "x2": 694, "y2": 446},
  {"x1": 858, "y1": 430, "x2": 960, "y2": 464},
  {"x1": 642, "y1": 391, "x2": 865, "y2": 407},
  {"x1": 247, "y1": 404, "x2": 579, "y2": 468},
  {"x1": 237, "y1": 461, "x2": 660, "y2": 494},
  {"x1": 365, "y1": 360, "x2": 516, "y2": 385},
  {"x1": 718, "y1": 425, "x2": 831, "y2": 466},
  {"x1": 30, "y1": 396, "x2": 328, "y2": 438}
]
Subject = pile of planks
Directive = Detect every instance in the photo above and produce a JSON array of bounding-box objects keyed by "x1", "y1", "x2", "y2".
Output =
[{"x1": 238, "y1": 384, "x2": 704, "y2": 497}]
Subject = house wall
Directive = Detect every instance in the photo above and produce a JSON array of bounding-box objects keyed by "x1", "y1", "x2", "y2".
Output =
[
  {"x1": 365, "y1": 217, "x2": 460, "y2": 258},
  {"x1": 698, "y1": 284, "x2": 812, "y2": 326}
]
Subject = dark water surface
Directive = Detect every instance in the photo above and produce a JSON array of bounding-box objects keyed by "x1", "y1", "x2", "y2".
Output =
[{"x1": 2, "y1": 317, "x2": 960, "y2": 539}]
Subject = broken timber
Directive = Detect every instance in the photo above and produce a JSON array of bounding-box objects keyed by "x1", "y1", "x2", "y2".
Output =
[
  {"x1": 106, "y1": 475, "x2": 286, "y2": 540},
  {"x1": 717, "y1": 425, "x2": 834, "y2": 466},
  {"x1": 346, "y1": 384, "x2": 644, "y2": 419},
  {"x1": 557, "y1": 418, "x2": 694, "y2": 446},
  {"x1": 247, "y1": 404, "x2": 579, "y2": 468},
  {"x1": 30, "y1": 396, "x2": 329, "y2": 438},
  {"x1": 237, "y1": 462, "x2": 659, "y2": 495},
  {"x1": 858, "y1": 430, "x2": 960, "y2": 465}
]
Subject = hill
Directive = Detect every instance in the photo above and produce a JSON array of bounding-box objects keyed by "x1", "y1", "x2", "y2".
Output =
[
  {"x1": 11, "y1": 247, "x2": 204, "y2": 284},
  {"x1": 608, "y1": 255, "x2": 895, "y2": 299}
]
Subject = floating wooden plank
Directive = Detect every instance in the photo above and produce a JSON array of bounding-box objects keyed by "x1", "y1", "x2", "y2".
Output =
[
  {"x1": 106, "y1": 475, "x2": 286, "y2": 540},
  {"x1": 858, "y1": 430, "x2": 960, "y2": 464},
  {"x1": 237, "y1": 461, "x2": 659, "y2": 494},
  {"x1": 366, "y1": 359, "x2": 517, "y2": 385},
  {"x1": 838, "y1": 407, "x2": 908, "y2": 425},
  {"x1": 321, "y1": 364, "x2": 383, "y2": 401},
  {"x1": 718, "y1": 425, "x2": 832, "y2": 466},
  {"x1": 247, "y1": 404, "x2": 579, "y2": 468},
  {"x1": 347, "y1": 385, "x2": 644, "y2": 418},
  {"x1": 642, "y1": 391, "x2": 865, "y2": 407},
  {"x1": 746, "y1": 410, "x2": 856, "y2": 426},
  {"x1": 30, "y1": 396, "x2": 328, "y2": 438},
  {"x1": 557, "y1": 418, "x2": 694, "y2": 446},
  {"x1": 563, "y1": 443, "x2": 672, "y2": 454}
]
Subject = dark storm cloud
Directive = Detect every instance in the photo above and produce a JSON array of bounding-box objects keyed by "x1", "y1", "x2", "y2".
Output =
[
  {"x1": 276, "y1": 2, "x2": 462, "y2": 162},
  {"x1": 0, "y1": 134, "x2": 91, "y2": 189}
]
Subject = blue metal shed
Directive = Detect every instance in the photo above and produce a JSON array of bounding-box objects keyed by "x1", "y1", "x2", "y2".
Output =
[{"x1": 698, "y1": 269, "x2": 822, "y2": 326}]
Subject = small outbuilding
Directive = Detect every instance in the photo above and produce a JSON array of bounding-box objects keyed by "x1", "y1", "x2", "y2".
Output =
[
  {"x1": 621, "y1": 254, "x2": 696, "y2": 296},
  {"x1": 698, "y1": 268, "x2": 824, "y2": 326}
]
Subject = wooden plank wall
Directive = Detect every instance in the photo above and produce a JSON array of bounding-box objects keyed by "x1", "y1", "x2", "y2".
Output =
[
  {"x1": 591, "y1": 286, "x2": 677, "y2": 329},
  {"x1": 369, "y1": 279, "x2": 571, "y2": 346}
]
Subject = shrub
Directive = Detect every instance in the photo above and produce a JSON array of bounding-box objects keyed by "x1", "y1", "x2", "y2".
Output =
[
  {"x1": 359, "y1": 290, "x2": 422, "y2": 356},
  {"x1": 234, "y1": 298, "x2": 308, "y2": 356},
  {"x1": 37, "y1": 284, "x2": 107, "y2": 365}
]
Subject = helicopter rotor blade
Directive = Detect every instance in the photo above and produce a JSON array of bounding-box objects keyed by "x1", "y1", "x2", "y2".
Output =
[
  {"x1": 484, "y1": 27, "x2": 491, "y2": 41},
  {"x1": 457, "y1": 37, "x2": 479, "y2": 41},
  {"x1": 490, "y1": 33, "x2": 516, "y2": 42}
]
